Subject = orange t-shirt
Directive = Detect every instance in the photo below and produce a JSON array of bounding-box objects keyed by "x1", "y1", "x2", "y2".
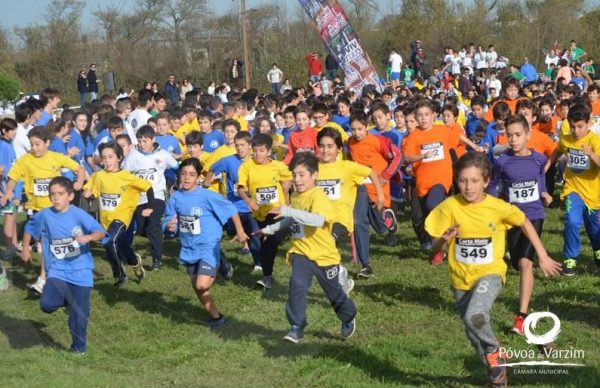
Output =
[
  {"x1": 537, "y1": 116, "x2": 559, "y2": 135},
  {"x1": 448, "y1": 123, "x2": 466, "y2": 157},
  {"x1": 528, "y1": 129, "x2": 556, "y2": 157},
  {"x1": 484, "y1": 97, "x2": 527, "y2": 122},
  {"x1": 404, "y1": 125, "x2": 458, "y2": 197},
  {"x1": 348, "y1": 134, "x2": 391, "y2": 207},
  {"x1": 591, "y1": 100, "x2": 600, "y2": 116}
]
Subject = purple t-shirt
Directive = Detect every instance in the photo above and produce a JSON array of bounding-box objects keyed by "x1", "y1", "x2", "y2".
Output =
[{"x1": 489, "y1": 150, "x2": 547, "y2": 220}]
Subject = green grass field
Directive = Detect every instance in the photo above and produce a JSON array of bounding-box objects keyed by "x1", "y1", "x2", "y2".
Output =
[{"x1": 0, "y1": 207, "x2": 599, "y2": 387}]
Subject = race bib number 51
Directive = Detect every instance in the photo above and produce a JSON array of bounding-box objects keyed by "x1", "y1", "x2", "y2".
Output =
[
  {"x1": 256, "y1": 186, "x2": 279, "y2": 205},
  {"x1": 455, "y1": 238, "x2": 493, "y2": 265},
  {"x1": 317, "y1": 179, "x2": 341, "y2": 200}
]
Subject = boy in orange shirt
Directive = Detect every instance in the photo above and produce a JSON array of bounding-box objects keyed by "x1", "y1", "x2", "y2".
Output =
[
  {"x1": 404, "y1": 99, "x2": 461, "y2": 265},
  {"x1": 484, "y1": 77, "x2": 527, "y2": 122},
  {"x1": 347, "y1": 111, "x2": 402, "y2": 276},
  {"x1": 283, "y1": 106, "x2": 319, "y2": 165}
]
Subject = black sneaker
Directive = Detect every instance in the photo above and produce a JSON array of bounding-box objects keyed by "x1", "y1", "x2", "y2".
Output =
[
  {"x1": 208, "y1": 314, "x2": 226, "y2": 331},
  {"x1": 256, "y1": 275, "x2": 273, "y2": 289},
  {"x1": 114, "y1": 274, "x2": 128, "y2": 288},
  {"x1": 357, "y1": 266, "x2": 373, "y2": 278},
  {"x1": 283, "y1": 325, "x2": 304, "y2": 343},
  {"x1": 151, "y1": 259, "x2": 162, "y2": 271},
  {"x1": 222, "y1": 263, "x2": 234, "y2": 281}
]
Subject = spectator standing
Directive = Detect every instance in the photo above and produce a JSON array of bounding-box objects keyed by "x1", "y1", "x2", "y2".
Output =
[
  {"x1": 389, "y1": 50, "x2": 403, "y2": 89},
  {"x1": 180, "y1": 79, "x2": 193, "y2": 101},
  {"x1": 305, "y1": 52, "x2": 323, "y2": 83},
  {"x1": 87, "y1": 64, "x2": 99, "y2": 102},
  {"x1": 164, "y1": 74, "x2": 179, "y2": 106},
  {"x1": 569, "y1": 40, "x2": 587, "y2": 64},
  {"x1": 267, "y1": 63, "x2": 284, "y2": 94},
  {"x1": 520, "y1": 58, "x2": 538, "y2": 84},
  {"x1": 325, "y1": 54, "x2": 339, "y2": 80},
  {"x1": 77, "y1": 69, "x2": 87, "y2": 107},
  {"x1": 229, "y1": 59, "x2": 244, "y2": 89}
]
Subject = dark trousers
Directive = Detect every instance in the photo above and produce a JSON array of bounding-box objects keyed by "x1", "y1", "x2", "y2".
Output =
[
  {"x1": 103, "y1": 220, "x2": 137, "y2": 279},
  {"x1": 412, "y1": 183, "x2": 447, "y2": 244},
  {"x1": 226, "y1": 212, "x2": 261, "y2": 266},
  {"x1": 40, "y1": 278, "x2": 91, "y2": 353},
  {"x1": 353, "y1": 185, "x2": 387, "y2": 267},
  {"x1": 257, "y1": 214, "x2": 287, "y2": 276},
  {"x1": 286, "y1": 254, "x2": 357, "y2": 328},
  {"x1": 131, "y1": 199, "x2": 165, "y2": 261}
]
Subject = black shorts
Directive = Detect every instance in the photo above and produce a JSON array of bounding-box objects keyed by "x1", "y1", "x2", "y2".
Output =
[{"x1": 507, "y1": 219, "x2": 544, "y2": 270}]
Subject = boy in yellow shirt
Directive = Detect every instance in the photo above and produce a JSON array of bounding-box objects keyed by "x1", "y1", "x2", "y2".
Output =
[
  {"x1": 2, "y1": 126, "x2": 85, "y2": 293},
  {"x1": 259, "y1": 152, "x2": 357, "y2": 343},
  {"x1": 545, "y1": 103, "x2": 600, "y2": 275},
  {"x1": 237, "y1": 134, "x2": 291, "y2": 288}
]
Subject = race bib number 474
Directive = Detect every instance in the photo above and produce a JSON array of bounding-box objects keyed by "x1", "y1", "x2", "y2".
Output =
[{"x1": 455, "y1": 238, "x2": 493, "y2": 265}]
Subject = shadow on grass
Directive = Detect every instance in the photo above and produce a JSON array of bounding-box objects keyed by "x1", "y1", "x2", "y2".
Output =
[
  {"x1": 218, "y1": 316, "x2": 478, "y2": 385},
  {"x1": 0, "y1": 311, "x2": 65, "y2": 350},
  {"x1": 358, "y1": 281, "x2": 456, "y2": 312}
]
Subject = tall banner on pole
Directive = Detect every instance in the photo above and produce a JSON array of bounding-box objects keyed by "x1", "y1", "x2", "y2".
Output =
[{"x1": 298, "y1": 0, "x2": 382, "y2": 94}]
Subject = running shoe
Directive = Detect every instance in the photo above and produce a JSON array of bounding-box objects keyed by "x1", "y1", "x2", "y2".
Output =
[
  {"x1": 256, "y1": 275, "x2": 273, "y2": 289},
  {"x1": 30, "y1": 276, "x2": 45, "y2": 294},
  {"x1": 430, "y1": 251, "x2": 446, "y2": 266},
  {"x1": 562, "y1": 258, "x2": 577, "y2": 276},
  {"x1": 356, "y1": 266, "x2": 373, "y2": 278},
  {"x1": 283, "y1": 326, "x2": 304, "y2": 344},
  {"x1": 382, "y1": 208, "x2": 398, "y2": 234},
  {"x1": 208, "y1": 315, "x2": 226, "y2": 331},
  {"x1": 511, "y1": 315, "x2": 525, "y2": 336},
  {"x1": 341, "y1": 318, "x2": 356, "y2": 340},
  {"x1": 485, "y1": 348, "x2": 508, "y2": 387},
  {"x1": 132, "y1": 254, "x2": 145, "y2": 282}
]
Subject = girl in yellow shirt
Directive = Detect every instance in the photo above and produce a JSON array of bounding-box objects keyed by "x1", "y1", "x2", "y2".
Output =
[
  {"x1": 425, "y1": 152, "x2": 561, "y2": 387},
  {"x1": 83, "y1": 142, "x2": 153, "y2": 287}
]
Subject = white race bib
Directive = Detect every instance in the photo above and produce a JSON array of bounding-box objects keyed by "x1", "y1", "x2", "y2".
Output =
[
  {"x1": 567, "y1": 149, "x2": 590, "y2": 171},
  {"x1": 455, "y1": 238, "x2": 493, "y2": 265},
  {"x1": 291, "y1": 222, "x2": 305, "y2": 239},
  {"x1": 33, "y1": 178, "x2": 51, "y2": 197},
  {"x1": 137, "y1": 168, "x2": 158, "y2": 182},
  {"x1": 317, "y1": 179, "x2": 341, "y2": 200},
  {"x1": 508, "y1": 180, "x2": 540, "y2": 204},
  {"x1": 50, "y1": 238, "x2": 81, "y2": 260},
  {"x1": 179, "y1": 215, "x2": 201, "y2": 235},
  {"x1": 100, "y1": 194, "x2": 121, "y2": 211},
  {"x1": 256, "y1": 186, "x2": 279, "y2": 205},
  {"x1": 420, "y1": 142, "x2": 445, "y2": 162}
]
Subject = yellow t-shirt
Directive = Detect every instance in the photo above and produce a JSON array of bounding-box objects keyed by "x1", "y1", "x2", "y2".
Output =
[
  {"x1": 560, "y1": 120, "x2": 570, "y2": 138},
  {"x1": 234, "y1": 116, "x2": 248, "y2": 132},
  {"x1": 8, "y1": 151, "x2": 80, "y2": 211},
  {"x1": 557, "y1": 131, "x2": 600, "y2": 208},
  {"x1": 84, "y1": 169, "x2": 152, "y2": 229},
  {"x1": 205, "y1": 145, "x2": 236, "y2": 193},
  {"x1": 425, "y1": 195, "x2": 525, "y2": 291},
  {"x1": 237, "y1": 158, "x2": 292, "y2": 221},
  {"x1": 271, "y1": 133, "x2": 287, "y2": 161},
  {"x1": 287, "y1": 187, "x2": 341, "y2": 267},
  {"x1": 175, "y1": 118, "x2": 200, "y2": 153},
  {"x1": 317, "y1": 159, "x2": 371, "y2": 232},
  {"x1": 315, "y1": 122, "x2": 349, "y2": 143}
]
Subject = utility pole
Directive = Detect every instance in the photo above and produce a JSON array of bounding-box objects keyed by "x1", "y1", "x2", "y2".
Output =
[{"x1": 241, "y1": 0, "x2": 251, "y2": 89}]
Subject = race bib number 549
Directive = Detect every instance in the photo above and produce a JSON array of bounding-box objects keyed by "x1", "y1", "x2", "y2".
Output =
[{"x1": 455, "y1": 238, "x2": 493, "y2": 265}]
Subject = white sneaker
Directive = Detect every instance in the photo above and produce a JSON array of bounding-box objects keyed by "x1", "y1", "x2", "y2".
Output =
[
  {"x1": 30, "y1": 276, "x2": 46, "y2": 294},
  {"x1": 251, "y1": 265, "x2": 263, "y2": 275},
  {"x1": 0, "y1": 265, "x2": 8, "y2": 291}
]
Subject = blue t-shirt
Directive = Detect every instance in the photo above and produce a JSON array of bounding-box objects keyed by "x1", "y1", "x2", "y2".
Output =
[
  {"x1": 210, "y1": 154, "x2": 249, "y2": 213},
  {"x1": 332, "y1": 114, "x2": 351, "y2": 133},
  {"x1": 92, "y1": 129, "x2": 110, "y2": 152},
  {"x1": 489, "y1": 150, "x2": 547, "y2": 220},
  {"x1": 156, "y1": 134, "x2": 181, "y2": 181},
  {"x1": 25, "y1": 206, "x2": 106, "y2": 287},
  {"x1": 163, "y1": 187, "x2": 237, "y2": 266},
  {"x1": 50, "y1": 136, "x2": 76, "y2": 181},
  {"x1": 203, "y1": 130, "x2": 226, "y2": 153},
  {"x1": 67, "y1": 129, "x2": 93, "y2": 175},
  {"x1": 0, "y1": 138, "x2": 23, "y2": 198},
  {"x1": 465, "y1": 113, "x2": 486, "y2": 138},
  {"x1": 35, "y1": 111, "x2": 53, "y2": 127},
  {"x1": 281, "y1": 125, "x2": 298, "y2": 145}
]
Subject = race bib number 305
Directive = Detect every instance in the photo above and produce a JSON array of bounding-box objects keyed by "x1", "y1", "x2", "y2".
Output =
[
  {"x1": 256, "y1": 186, "x2": 279, "y2": 205},
  {"x1": 508, "y1": 180, "x2": 539, "y2": 204},
  {"x1": 179, "y1": 215, "x2": 201, "y2": 235},
  {"x1": 33, "y1": 178, "x2": 51, "y2": 196},
  {"x1": 455, "y1": 238, "x2": 493, "y2": 265},
  {"x1": 100, "y1": 194, "x2": 121, "y2": 211},
  {"x1": 317, "y1": 179, "x2": 341, "y2": 200},
  {"x1": 50, "y1": 238, "x2": 81, "y2": 260},
  {"x1": 420, "y1": 142, "x2": 444, "y2": 162},
  {"x1": 567, "y1": 149, "x2": 590, "y2": 171}
]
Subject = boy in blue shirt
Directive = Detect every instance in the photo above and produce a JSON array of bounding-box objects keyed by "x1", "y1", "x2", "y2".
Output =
[
  {"x1": 281, "y1": 106, "x2": 299, "y2": 144},
  {"x1": 154, "y1": 112, "x2": 181, "y2": 190},
  {"x1": 465, "y1": 95, "x2": 488, "y2": 139},
  {"x1": 198, "y1": 110, "x2": 225, "y2": 153},
  {"x1": 163, "y1": 158, "x2": 248, "y2": 330},
  {"x1": 21, "y1": 177, "x2": 105, "y2": 353}
]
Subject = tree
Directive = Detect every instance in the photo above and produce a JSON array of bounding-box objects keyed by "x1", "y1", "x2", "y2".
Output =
[{"x1": 0, "y1": 73, "x2": 20, "y2": 103}]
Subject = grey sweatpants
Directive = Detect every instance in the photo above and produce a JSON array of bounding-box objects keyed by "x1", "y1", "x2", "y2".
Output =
[{"x1": 453, "y1": 275, "x2": 503, "y2": 365}]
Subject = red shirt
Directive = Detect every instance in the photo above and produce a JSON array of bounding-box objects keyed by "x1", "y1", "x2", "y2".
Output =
[
  {"x1": 305, "y1": 54, "x2": 323, "y2": 76},
  {"x1": 284, "y1": 127, "x2": 319, "y2": 165}
]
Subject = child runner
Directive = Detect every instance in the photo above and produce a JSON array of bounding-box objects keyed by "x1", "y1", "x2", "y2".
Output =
[
  {"x1": 0, "y1": 118, "x2": 22, "y2": 262},
  {"x1": 122, "y1": 125, "x2": 179, "y2": 270},
  {"x1": 257, "y1": 152, "x2": 357, "y2": 343},
  {"x1": 164, "y1": 158, "x2": 248, "y2": 330},
  {"x1": 21, "y1": 177, "x2": 105, "y2": 353},
  {"x1": 1, "y1": 126, "x2": 85, "y2": 293},
  {"x1": 488, "y1": 114, "x2": 554, "y2": 335},
  {"x1": 83, "y1": 141, "x2": 153, "y2": 287},
  {"x1": 544, "y1": 103, "x2": 600, "y2": 275},
  {"x1": 283, "y1": 106, "x2": 319, "y2": 165},
  {"x1": 317, "y1": 127, "x2": 384, "y2": 292},
  {"x1": 425, "y1": 152, "x2": 561, "y2": 387},
  {"x1": 237, "y1": 134, "x2": 292, "y2": 288},
  {"x1": 198, "y1": 110, "x2": 226, "y2": 153}
]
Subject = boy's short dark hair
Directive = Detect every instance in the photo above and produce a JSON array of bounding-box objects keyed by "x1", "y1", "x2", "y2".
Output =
[
  {"x1": 197, "y1": 110, "x2": 213, "y2": 120},
  {"x1": 502, "y1": 77, "x2": 521, "y2": 92},
  {"x1": 504, "y1": 114, "x2": 530, "y2": 132},
  {"x1": 185, "y1": 131, "x2": 203, "y2": 147},
  {"x1": 567, "y1": 103, "x2": 592, "y2": 123},
  {"x1": 349, "y1": 110, "x2": 369, "y2": 126},
  {"x1": 251, "y1": 133, "x2": 273, "y2": 149},
  {"x1": 49, "y1": 176, "x2": 74, "y2": 194},
  {"x1": 312, "y1": 103, "x2": 331, "y2": 117},
  {"x1": 442, "y1": 103, "x2": 459, "y2": 118},
  {"x1": 492, "y1": 101, "x2": 511, "y2": 121},
  {"x1": 289, "y1": 152, "x2": 319, "y2": 175},
  {"x1": 153, "y1": 92, "x2": 166, "y2": 102},
  {"x1": 234, "y1": 131, "x2": 252, "y2": 143},
  {"x1": 317, "y1": 127, "x2": 343, "y2": 149},
  {"x1": 369, "y1": 102, "x2": 390, "y2": 116},
  {"x1": 138, "y1": 89, "x2": 153, "y2": 106},
  {"x1": 107, "y1": 116, "x2": 124, "y2": 130},
  {"x1": 283, "y1": 105, "x2": 298, "y2": 116},
  {"x1": 471, "y1": 95, "x2": 486, "y2": 109},
  {"x1": 116, "y1": 133, "x2": 132, "y2": 145},
  {"x1": 413, "y1": 99, "x2": 435, "y2": 112},
  {"x1": 0, "y1": 118, "x2": 17, "y2": 134},
  {"x1": 223, "y1": 119, "x2": 241, "y2": 132},
  {"x1": 516, "y1": 99, "x2": 539, "y2": 118},
  {"x1": 28, "y1": 126, "x2": 53, "y2": 142},
  {"x1": 136, "y1": 125, "x2": 156, "y2": 139},
  {"x1": 15, "y1": 102, "x2": 33, "y2": 123},
  {"x1": 172, "y1": 109, "x2": 186, "y2": 119},
  {"x1": 99, "y1": 141, "x2": 124, "y2": 161},
  {"x1": 587, "y1": 84, "x2": 600, "y2": 94},
  {"x1": 294, "y1": 106, "x2": 313, "y2": 118},
  {"x1": 41, "y1": 88, "x2": 60, "y2": 106}
]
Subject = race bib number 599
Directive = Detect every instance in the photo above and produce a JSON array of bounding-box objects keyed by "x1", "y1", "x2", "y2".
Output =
[{"x1": 256, "y1": 186, "x2": 279, "y2": 205}]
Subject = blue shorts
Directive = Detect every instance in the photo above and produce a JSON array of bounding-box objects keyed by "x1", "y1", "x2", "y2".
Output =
[
  {"x1": 390, "y1": 181, "x2": 403, "y2": 202},
  {"x1": 185, "y1": 260, "x2": 217, "y2": 277},
  {"x1": 391, "y1": 72, "x2": 401, "y2": 81}
]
